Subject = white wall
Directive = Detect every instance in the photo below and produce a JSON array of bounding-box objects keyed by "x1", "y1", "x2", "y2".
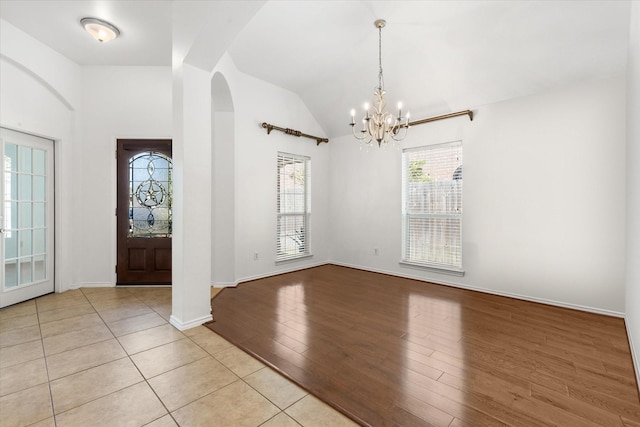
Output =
[
  {"x1": 78, "y1": 66, "x2": 172, "y2": 287},
  {"x1": 626, "y1": 1, "x2": 640, "y2": 388},
  {"x1": 0, "y1": 19, "x2": 80, "y2": 292},
  {"x1": 330, "y1": 76, "x2": 627, "y2": 316},
  {"x1": 1, "y1": 22, "x2": 174, "y2": 292},
  {"x1": 212, "y1": 55, "x2": 331, "y2": 284},
  {"x1": 211, "y1": 109, "x2": 235, "y2": 286}
]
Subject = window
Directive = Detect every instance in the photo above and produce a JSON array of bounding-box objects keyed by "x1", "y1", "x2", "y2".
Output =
[
  {"x1": 402, "y1": 141, "x2": 463, "y2": 273},
  {"x1": 277, "y1": 152, "x2": 310, "y2": 261}
]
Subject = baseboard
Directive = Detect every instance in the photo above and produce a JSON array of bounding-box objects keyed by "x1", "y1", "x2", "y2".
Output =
[
  {"x1": 211, "y1": 281, "x2": 238, "y2": 288},
  {"x1": 626, "y1": 319, "x2": 640, "y2": 395},
  {"x1": 70, "y1": 282, "x2": 115, "y2": 289},
  {"x1": 170, "y1": 313, "x2": 213, "y2": 331},
  {"x1": 57, "y1": 282, "x2": 79, "y2": 293},
  {"x1": 329, "y1": 261, "x2": 625, "y2": 318},
  {"x1": 236, "y1": 260, "x2": 329, "y2": 285}
]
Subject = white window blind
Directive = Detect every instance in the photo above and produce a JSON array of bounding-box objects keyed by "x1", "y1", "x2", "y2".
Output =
[
  {"x1": 277, "y1": 152, "x2": 310, "y2": 261},
  {"x1": 402, "y1": 141, "x2": 463, "y2": 271}
]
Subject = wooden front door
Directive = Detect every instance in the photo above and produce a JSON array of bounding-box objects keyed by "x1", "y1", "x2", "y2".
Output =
[{"x1": 117, "y1": 139, "x2": 172, "y2": 285}]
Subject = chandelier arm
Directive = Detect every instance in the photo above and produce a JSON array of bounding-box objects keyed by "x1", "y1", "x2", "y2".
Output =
[
  {"x1": 351, "y1": 124, "x2": 369, "y2": 141},
  {"x1": 391, "y1": 123, "x2": 409, "y2": 141}
]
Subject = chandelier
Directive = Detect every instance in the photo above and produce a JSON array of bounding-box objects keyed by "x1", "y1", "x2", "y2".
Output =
[{"x1": 350, "y1": 19, "x2": 409, "y2": 147}]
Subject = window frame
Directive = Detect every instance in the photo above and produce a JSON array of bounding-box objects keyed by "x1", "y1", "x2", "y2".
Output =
[
  {"x1": 401, "y1": 141, "x2": 464, "y2": 276},
  {"x1": 276, "y1": 152, "x2": 311, "y2": 263}
]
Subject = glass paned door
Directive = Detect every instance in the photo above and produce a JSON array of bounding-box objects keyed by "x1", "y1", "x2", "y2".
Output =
[{"x1": 1, "y1": 128, "x2": 54, "y2": 308}]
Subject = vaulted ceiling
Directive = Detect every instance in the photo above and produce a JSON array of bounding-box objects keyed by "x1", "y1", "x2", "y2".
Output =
[{"x1": 0, "y1": 1, "x2": 631, "y2": 138}]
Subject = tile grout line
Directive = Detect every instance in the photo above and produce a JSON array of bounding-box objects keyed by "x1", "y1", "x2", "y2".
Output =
[
  {"x1": 9, "y1": 289, "x2": 316, "y2": 427},
  {"x1": 47, "y1": 289, "x2": 153, "y2": 425},
  {"x1": 4, "y1": 291, "x2": 170, "y2": 426},
  {"x1": 132, "y1": 318, "x2": 298, "y2": 425},
  {"x1": 47, "y1": 289, "x2": 116, "y2": 424},
  {"x1": 175, "y1": 332, "x2": 282, "y2": 419},
  {"x1": 35, "y1": 297, "x2": 59, "y2": 427},
  {"x1": 54, "y1": 288, "x2": 177, "y2": 426},
  {"x1": 83, "y1": 291, "x2": 180, "y2": 426},
  {"x1": 91, "y1": 288, "x2": 217, "y2": 426},
  {"x1": 246, "y1": 374, "x2": 307, "y2": 427},
  {"x1": 181, "y1": 321, "x2": 315, "y2": 425}
]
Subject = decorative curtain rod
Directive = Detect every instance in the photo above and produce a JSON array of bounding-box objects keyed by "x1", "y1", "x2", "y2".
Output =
[
  {"x1": 261, "y1": 122, "x2": 329, "y2": 145},
  {"x1": 403, "y1": 109, "x2": 473, "y2": 128},
  {"x1": 261, "y1": 110, "x2": 470, "y2": 145}
]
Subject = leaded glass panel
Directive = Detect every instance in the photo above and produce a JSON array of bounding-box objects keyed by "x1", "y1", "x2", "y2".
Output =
[{"x1": 128, "y1": 152, "x2": 172, "y2": 237}]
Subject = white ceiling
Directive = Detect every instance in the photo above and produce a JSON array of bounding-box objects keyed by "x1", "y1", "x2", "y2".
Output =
[
  {"x1": 0, "y1": 1, "x2": 631, "y2": 138},
  {"x1": 0, "y1": 0, "x2": 172, "y2": 66}
]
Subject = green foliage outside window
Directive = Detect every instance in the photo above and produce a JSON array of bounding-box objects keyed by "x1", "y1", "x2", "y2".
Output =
[{"x1": 408, "y1": 160, "x2": 433, "y2": 182}]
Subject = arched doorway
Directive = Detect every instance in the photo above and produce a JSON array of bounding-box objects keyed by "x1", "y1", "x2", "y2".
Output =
[{"x1": 211, "y1": 72, "x2": 236, "y2": 287}]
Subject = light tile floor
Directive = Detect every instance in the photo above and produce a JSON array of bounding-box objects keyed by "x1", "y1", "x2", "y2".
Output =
[{"x1": 0, "y1": 287, "x2": 358, "y2": 427}]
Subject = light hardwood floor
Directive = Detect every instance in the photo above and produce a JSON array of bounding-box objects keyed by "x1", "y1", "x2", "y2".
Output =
[
  {"x1": 0, "y1": 286, "x2": 355, "y2": 426},
  {"x1": 208, "y1": 264, "x2": 640, "y2": 427}
]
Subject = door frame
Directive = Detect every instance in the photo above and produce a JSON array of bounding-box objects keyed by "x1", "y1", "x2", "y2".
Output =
[{"x1": 116, "y1": 139, "x2": 172, "y2": 285}]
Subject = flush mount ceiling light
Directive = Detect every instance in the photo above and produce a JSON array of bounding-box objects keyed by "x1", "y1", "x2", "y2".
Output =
[
  {"x1": 350, "y1": 19, "x2": 409, "y2": 147},
  {"x1": 81, "y1": 17, "x2": 120, "y2": 43}
]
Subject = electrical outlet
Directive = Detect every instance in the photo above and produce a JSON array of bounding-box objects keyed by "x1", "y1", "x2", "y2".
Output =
[
  {"x1": 374, "y1": 247, "x2": 379, "y2": 256},
  {"x1": 253, "y1": 252, "x2": 259, "y2": 261}
]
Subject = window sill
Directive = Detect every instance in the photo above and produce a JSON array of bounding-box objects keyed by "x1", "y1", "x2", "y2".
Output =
[
  {"x1": 275, "y1": 253, "x2": 314, "y2": 265},
  {"x1": 399, "y1": 261, "x2": 465, "y2": 277}
]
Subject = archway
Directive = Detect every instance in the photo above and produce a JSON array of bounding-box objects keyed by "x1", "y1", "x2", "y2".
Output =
[{"x1": 211, "y1": 72, "x2": 236, "y2": 287}]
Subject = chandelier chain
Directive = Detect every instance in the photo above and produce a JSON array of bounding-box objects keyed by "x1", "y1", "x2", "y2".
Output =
[{"x1": 378, "y1": 25, "x2": 384, "y2": 92}]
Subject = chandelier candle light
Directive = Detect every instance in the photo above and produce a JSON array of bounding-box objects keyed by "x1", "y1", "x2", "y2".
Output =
[{"x1": 350, "y1": 19, "x2": 409, "y2": 147}]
